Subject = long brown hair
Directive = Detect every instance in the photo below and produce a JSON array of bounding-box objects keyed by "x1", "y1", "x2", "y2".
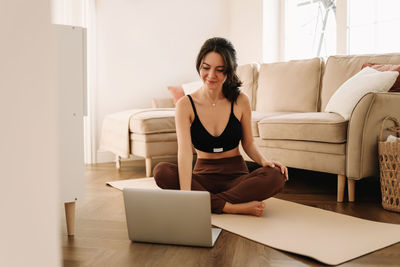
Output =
[{"x1": 196, "y1": 37, "x2": 242, "y2": 103}]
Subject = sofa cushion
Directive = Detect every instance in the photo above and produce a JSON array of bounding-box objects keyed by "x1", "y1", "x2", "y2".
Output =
[
  {"x1": 362, "y1": 63, "x2": 400, "y2": 92},
  {"x1": 320, "y1": 53, "x2": 400, "y2": 111},
  {"x1": 256, "y1": 139, "x2": 346, "y2": 155},
  {"x1": 324, "y1": 67, "x2": 398, "y2": 120},
  {"x1": 130, "y1": 132, "x2": 177, "y2": 142},
  {"x1": 237, "y1": 63, "x2": 259, "y2": 110},
  {"x1": 251, "y1": 111, "x2": 293, "y2": 137},
  {"x1": 258, "y1": 112, "x2": 347, "y2": 143},
  {"x1": 131, "y1": 138, "x2": 178, "y2": 158},
  {"x1": 130, "y1": 110, "x2": 176, "y2": 134},
  {"x1": 256, "y1": 57, "x2": 323, "y2": 113}
]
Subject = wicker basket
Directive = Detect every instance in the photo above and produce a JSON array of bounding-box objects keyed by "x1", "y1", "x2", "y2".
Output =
[{"x1": 378, "y1": 116, "x2": 400, "y2": 212}]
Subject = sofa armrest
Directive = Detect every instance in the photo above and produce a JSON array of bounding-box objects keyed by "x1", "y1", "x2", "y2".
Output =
[
  {"x1": 346, "y1": 92, "x2": 400, "y2": 180},
  {"x1": 152, "y1": 98, "x2": 174, "y2": 108}
]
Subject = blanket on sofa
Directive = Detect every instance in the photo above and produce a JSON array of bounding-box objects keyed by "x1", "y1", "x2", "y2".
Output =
[{"x1": 100, "y1": 108, "x2": 174, "y2": 158}]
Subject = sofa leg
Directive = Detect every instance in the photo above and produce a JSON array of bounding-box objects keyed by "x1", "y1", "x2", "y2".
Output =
[
  {"x1": 348, "y1": 179, "x2": 355, "y2": 202},
  {"x1": 337, "y1": 174, "x2": 346, "y2": 202},
  {"x1": 116, "y1": 155, "x2": 121, "y2": 169},
  {"x1": 145, "y1": 157, "x2": 152, "y2": 177}
]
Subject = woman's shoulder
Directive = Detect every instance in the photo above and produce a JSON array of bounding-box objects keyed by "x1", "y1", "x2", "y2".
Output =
[
  {"x1": 176, "y1": 95, "x2": 190, "y2": 108},
  {"x1": 175, "y1": 95, "x2": 194, "y2": 115},
  {"x1": 235, "y1": 92, "x2": 251, "y2": 107}
]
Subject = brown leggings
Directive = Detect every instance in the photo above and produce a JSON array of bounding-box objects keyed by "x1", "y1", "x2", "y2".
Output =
[{"x1": 153, "y1": 156, "x2": 286, "y2": 214}]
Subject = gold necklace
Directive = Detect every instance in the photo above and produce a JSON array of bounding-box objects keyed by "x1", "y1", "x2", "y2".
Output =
[
  {"x1": 208, "y1": 97, "x2": 218, "y2": 107},
  {"x1": 202, "y1": 86, "x2": 220, "y2": 107}
]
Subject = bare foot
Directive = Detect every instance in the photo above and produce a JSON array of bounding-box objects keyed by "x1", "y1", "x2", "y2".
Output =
[{"x1": 222, "y1": 201, "x2": 266, "y2": 217}]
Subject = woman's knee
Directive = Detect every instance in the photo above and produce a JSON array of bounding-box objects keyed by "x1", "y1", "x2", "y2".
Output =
[
  {"x1": 153, "y1": 162, "x2": 179, "y2": 188},
  {"x1": 260, "y1": 166, "x2": 286, "y2": 190}
]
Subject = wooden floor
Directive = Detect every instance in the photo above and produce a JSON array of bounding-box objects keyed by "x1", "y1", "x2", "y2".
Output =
[{"x1": 62, "y1": 158, "x2": 400, "y2": 267}]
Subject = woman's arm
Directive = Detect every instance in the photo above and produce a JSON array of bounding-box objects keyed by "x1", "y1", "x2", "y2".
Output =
[
  {"x1": 239, "y1": 94, "x2": 268, "y2": 165},
  {"x1": 175, "y1": 97, "x2": 194, "y2": 190},
  {"x1": 239, "y1": 94, "x2": 288, "y2": 180}
]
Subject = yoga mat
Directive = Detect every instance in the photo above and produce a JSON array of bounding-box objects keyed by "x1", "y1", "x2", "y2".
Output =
[
  {"x1": 108, "y1": 178, "x2": 400, "y2": 265},
  {"x1": 107, "y1": 177, "x2": 159, "y2": 191}
]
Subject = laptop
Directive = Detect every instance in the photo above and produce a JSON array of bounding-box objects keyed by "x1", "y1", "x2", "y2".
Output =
[{"x1": 123, "y1": 188, "x2": 222, "y2": 247}]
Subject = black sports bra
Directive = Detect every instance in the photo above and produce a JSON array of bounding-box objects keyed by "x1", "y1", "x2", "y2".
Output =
[{"x1": 187, "y1": 95, "x2": 242, "y2": 153}]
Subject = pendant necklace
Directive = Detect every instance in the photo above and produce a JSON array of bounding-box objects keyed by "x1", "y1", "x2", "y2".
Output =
[{"x1": 203, "y1": 86, "x2": 219, "y2": 107}]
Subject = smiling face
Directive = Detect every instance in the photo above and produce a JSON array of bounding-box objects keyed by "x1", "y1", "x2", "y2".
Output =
[{"x1": 199, "y1": 52, "x2": 227, "y2": 91}]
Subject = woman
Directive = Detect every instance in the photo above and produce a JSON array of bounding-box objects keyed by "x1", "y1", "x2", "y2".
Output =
[{"x1": 154, "y1": 37, "x2": 288, "y2": 216}]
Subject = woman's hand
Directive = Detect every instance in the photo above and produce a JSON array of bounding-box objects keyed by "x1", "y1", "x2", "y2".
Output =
[{"x1": 261, "y1": 159, "x2": 289, "y2": 181}]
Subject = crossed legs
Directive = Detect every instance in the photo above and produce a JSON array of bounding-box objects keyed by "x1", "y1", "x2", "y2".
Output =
[{"x1": 153, "y1": 162, "x2": 286, "y2": 215}]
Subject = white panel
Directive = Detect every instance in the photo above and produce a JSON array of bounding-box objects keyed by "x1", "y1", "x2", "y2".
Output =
[
  {"x1": 0, "y1": 0, "x2": 60, "y2": 266},
  {"x1": 55, "y1": 25, "x2": 86, "y2": 203}
]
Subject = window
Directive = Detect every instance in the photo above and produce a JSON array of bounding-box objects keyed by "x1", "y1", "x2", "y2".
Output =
[
  {"x1": 347, "y1": 0, "x2": 400, "y2": 54},
  {"x1": 284, "y1": 0, "x2": 337, "y2": 60}
]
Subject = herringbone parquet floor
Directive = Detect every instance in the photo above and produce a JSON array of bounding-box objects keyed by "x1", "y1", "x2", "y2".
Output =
[{"x1": 62, "y1": 158, "x2": 400, "y2": 267}]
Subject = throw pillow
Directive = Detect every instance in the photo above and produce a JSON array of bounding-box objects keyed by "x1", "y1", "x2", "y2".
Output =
[
  {"x1": 362, "y1": 63, "x2": 400, "y2": 92},
  {"x1": 182, "y1": 80, "x2": 203, "y2": 95},
  {"x1": 325, "y1": 67, "x2": 399, "y2": 120},
  {"x1": 167, "y1": 86, "x2": 185, "y2": 105}
]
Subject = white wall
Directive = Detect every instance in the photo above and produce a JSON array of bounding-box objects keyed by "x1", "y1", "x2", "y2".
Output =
[
  {"x1": 336, "y1": 0, "x2": 347, "y2": 55},
  {"x1": 263, "y1": 0, "x2": 284, "y2": 62},
  {"x1": 95, "y1": 0, "x2": 230, "y2": 161},
  {"x1": 0, "y1": 1, "x2": 61, "y2": 266},
  {"x1": 229, "y1": 0, "x2": 264, "y2": 65}
]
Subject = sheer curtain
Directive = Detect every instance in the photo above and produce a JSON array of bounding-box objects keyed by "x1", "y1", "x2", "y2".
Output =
[
  {"x1": 347, "y1": 0, "x2": 400, "y2": 54},
  {"x1": 284, "y1": 0, "x2": 337, "y2": 60}
]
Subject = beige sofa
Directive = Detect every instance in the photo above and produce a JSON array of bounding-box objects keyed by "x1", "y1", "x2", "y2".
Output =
[{"x1": 101, "y1": 53, "x2": 400, "y2": 202}]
